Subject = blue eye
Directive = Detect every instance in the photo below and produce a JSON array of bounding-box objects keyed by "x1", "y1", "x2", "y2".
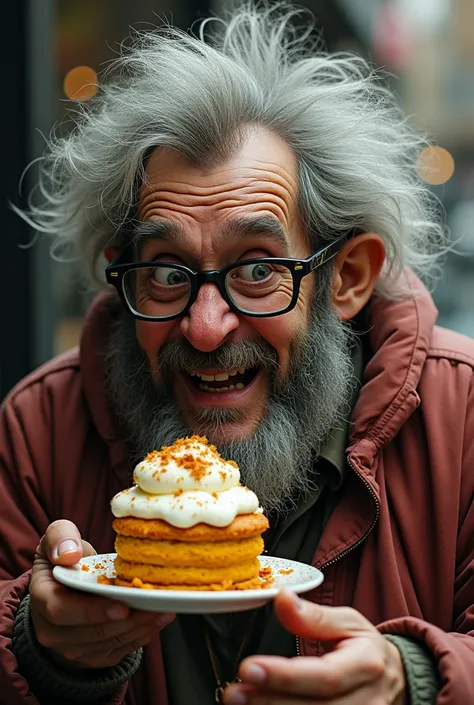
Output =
[
  {"x1": 152, "y1": 267, "x2": 189, "y2": 286},
  {"x1": 238, "y1": 263, "x2": 272, "y2": 282}
]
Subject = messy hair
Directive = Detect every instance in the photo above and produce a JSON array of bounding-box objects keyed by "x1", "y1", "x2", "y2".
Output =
[{"x1": 16, "y1": 2, "x2": 447, "y2": 297}]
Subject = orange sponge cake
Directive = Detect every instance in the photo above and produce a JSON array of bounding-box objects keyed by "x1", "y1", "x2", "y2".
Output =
[{"x1": 110, "y1": 436, "x2": 269, "y2": 590}]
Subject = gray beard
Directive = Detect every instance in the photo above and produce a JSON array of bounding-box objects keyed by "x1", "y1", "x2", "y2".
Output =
[{"x1": 104, "y1": 275, "x2": 356, "y2": 515}]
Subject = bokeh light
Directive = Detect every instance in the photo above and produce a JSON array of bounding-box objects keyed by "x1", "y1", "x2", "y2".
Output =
[
  {"x1": 417, "y1": 146, "x2": 455, "y2": 185},
  {"x1": 63, "y1": 65, "x2": 98, "y2": 101}
]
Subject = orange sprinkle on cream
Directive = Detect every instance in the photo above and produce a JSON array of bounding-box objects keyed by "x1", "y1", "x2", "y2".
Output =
[{"x1": 143, "y1": 436, "x2": 238, "y2": 483}]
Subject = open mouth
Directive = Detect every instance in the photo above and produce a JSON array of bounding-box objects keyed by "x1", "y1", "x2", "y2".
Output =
[{"x1": 187, "y1": 365, "x2": 259, "y2": 393}]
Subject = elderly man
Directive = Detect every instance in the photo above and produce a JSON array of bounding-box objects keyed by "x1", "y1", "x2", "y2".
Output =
[{"x1": 1, "y1": 5, "x2": 473, "y2": 705}]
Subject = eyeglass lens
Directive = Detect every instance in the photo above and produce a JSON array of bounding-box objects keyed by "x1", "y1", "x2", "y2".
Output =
[{"x1": 122, "y1": 262, "x2": 295, "y2": 318}]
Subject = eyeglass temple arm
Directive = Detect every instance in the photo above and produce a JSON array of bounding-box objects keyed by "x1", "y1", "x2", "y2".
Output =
[{"x1": 309, "y1": 234, "x2": 348, "y2": 271}]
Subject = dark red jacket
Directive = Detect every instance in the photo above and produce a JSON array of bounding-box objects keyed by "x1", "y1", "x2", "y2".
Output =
[{"x1": 1, "y1": 279, "x2": 474, "y2": 704}]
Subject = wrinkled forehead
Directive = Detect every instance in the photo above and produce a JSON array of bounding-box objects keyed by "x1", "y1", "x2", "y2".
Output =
[{"x1": 134, "y1": 128, "x2": 304, "y2": 254}]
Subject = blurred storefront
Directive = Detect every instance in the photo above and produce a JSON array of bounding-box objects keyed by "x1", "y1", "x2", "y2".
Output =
[
  {"x1": 2, "y1": 0, "x2": 473, "y2": 398},
  {"x1": 2, "y1": 0, "x2": 210, "y2": 398},
  {"x1": 337, "y1": 0, "x2": 474, "y2": 335}
]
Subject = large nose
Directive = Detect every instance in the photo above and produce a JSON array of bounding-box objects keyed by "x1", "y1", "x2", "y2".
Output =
[{"x1": 180, "y1": 283, "x2": 240, "y2": 352}]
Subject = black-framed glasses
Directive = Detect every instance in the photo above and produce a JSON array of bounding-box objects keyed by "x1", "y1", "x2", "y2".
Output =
[{"x1": 105, "y1": 234, "x2": 347, "y2": 321}]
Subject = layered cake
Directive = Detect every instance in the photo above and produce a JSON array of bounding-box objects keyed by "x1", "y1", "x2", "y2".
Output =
[{"x1": 110, "y1": 436, "x2": 269, "y2": 590}]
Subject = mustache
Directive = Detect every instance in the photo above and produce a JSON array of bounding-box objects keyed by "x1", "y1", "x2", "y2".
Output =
[{"x1": 156, "y1": 338, "x2": 280, "y2": 375}]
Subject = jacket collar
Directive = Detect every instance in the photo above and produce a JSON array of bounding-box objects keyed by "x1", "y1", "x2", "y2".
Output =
[
  {"x1": 80, "y1": 271, "x2": 438, "y2": 476},
  {"x1": 348, "y1": 271, "x2": 438, "y2": 476}
]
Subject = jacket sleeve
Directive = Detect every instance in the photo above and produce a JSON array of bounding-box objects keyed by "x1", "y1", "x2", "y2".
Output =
[
  {"x1": 378, "y1": 371, "x2": 474, "y2": 704},
  {"x1": 0, "y1": 386, "x2": 128, "y2": 705}
]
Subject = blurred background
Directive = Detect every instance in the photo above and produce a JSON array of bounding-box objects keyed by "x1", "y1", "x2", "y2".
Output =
[{"x1": 2, "y1": 0, "x2": 474, "y2": 399}]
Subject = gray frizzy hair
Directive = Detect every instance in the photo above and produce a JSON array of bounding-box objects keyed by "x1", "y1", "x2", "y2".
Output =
[{"x1": 17, "y1": 2, "x2": 447, "y2": 297}]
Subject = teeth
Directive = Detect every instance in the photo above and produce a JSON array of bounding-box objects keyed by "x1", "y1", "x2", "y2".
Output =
[
  {"x1": 195, "y1": 366, "x2": 248, "y2": 382},
  {"x1": 198, "y1": 384, "x2": 243, "y2": 393}
]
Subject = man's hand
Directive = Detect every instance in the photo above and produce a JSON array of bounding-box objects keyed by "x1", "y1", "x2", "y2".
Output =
[
  {"x1": 29, "y1": 519, "x2": 174, "y2": 669},
  {"x1": 224, "y1": 590, "x2": 406, "y2": 705}
]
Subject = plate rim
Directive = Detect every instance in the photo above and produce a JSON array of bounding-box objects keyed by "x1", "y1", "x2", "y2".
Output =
[{"x1": 53, "y1": 553, "x2": 324, "y2": 601}]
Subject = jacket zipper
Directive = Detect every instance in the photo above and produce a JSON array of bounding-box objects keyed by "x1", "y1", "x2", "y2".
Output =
[{"x1": 296, "y1": 458, "x2": 380, "y2": 657}]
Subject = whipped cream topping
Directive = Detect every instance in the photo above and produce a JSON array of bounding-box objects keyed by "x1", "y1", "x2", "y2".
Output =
[
  {"x1": 111, "y1": 436, "x2": 261, "y2": 528},
  {"x1": 111, "y1": 484, "x2": 259, "y2": 528},
  {"x1": 133, "y1": 436, "x2": 239, "y2": 494}
]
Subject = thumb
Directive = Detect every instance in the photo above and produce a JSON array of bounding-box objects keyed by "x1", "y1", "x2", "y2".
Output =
[
  {"x1": 274, "y1": 589, "x2": 372, "y2": 641},
  {"x1": 37, "y1": 519, "x2": 96, "y2": 567}
]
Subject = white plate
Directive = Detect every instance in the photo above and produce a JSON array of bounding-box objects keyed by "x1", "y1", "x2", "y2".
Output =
[{"x1": 53, "y1": 554, "x2": 324, "y2": 614}]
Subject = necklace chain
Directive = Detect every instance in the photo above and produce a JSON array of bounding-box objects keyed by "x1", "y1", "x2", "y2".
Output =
[{"x1": 205, "y1": 623, "x2": 252, "y2": 704}]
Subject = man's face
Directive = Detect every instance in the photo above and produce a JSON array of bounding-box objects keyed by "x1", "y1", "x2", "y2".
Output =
[
  {"x1": 135, "y1": 128, "x2": 314, "y2": 444},
  {"x1": 108, "y1": 129, "x2": 355, "y2": 511}
]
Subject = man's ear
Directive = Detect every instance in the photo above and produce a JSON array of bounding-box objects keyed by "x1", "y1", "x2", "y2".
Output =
[
  {"x1": 104, "y1": 247, "x2": 118, "y2": 263},
  {"x1": 331, "y1": 233, "x2": 386, "y2": 320}
]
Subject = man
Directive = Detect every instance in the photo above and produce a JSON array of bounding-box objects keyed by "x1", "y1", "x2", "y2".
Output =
[{"x1": 1, "y1": 4, "x2": 473, "y2": 705}]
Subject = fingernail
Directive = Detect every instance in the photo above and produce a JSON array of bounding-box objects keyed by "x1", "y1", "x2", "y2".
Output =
[
  {"x1": 282, "y1": 589, "x2": 304, "y2": 610},
  {"x1": 107, "y1": 605, "x2": 128, "y2": 620},
  {"x1": 57, "y1": 539, "x2": 79, "y2": 556},
  {"x1": 225, "y1": 691, "x2": 247, "y2": 705},
  {"x1": 292, "y1": 593, "x2": 304, "y2": 611},
  {"x1": 244, "y1": 664, "x2": 266, "y2": 684}
]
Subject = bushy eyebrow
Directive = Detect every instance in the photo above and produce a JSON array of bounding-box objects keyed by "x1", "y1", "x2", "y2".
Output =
[
  {"x1": 131, "y1": 214, "x2": 290, "y2": 256},
  {"x1": 130, "y1": 219, "x2": 187, "y2": 258},
  {"x1": 131, "y1": 219, "x2": 186, "y2": 244},
  {"x1": 217, "y1": 215, "x2": 290, "y2": 254}
]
